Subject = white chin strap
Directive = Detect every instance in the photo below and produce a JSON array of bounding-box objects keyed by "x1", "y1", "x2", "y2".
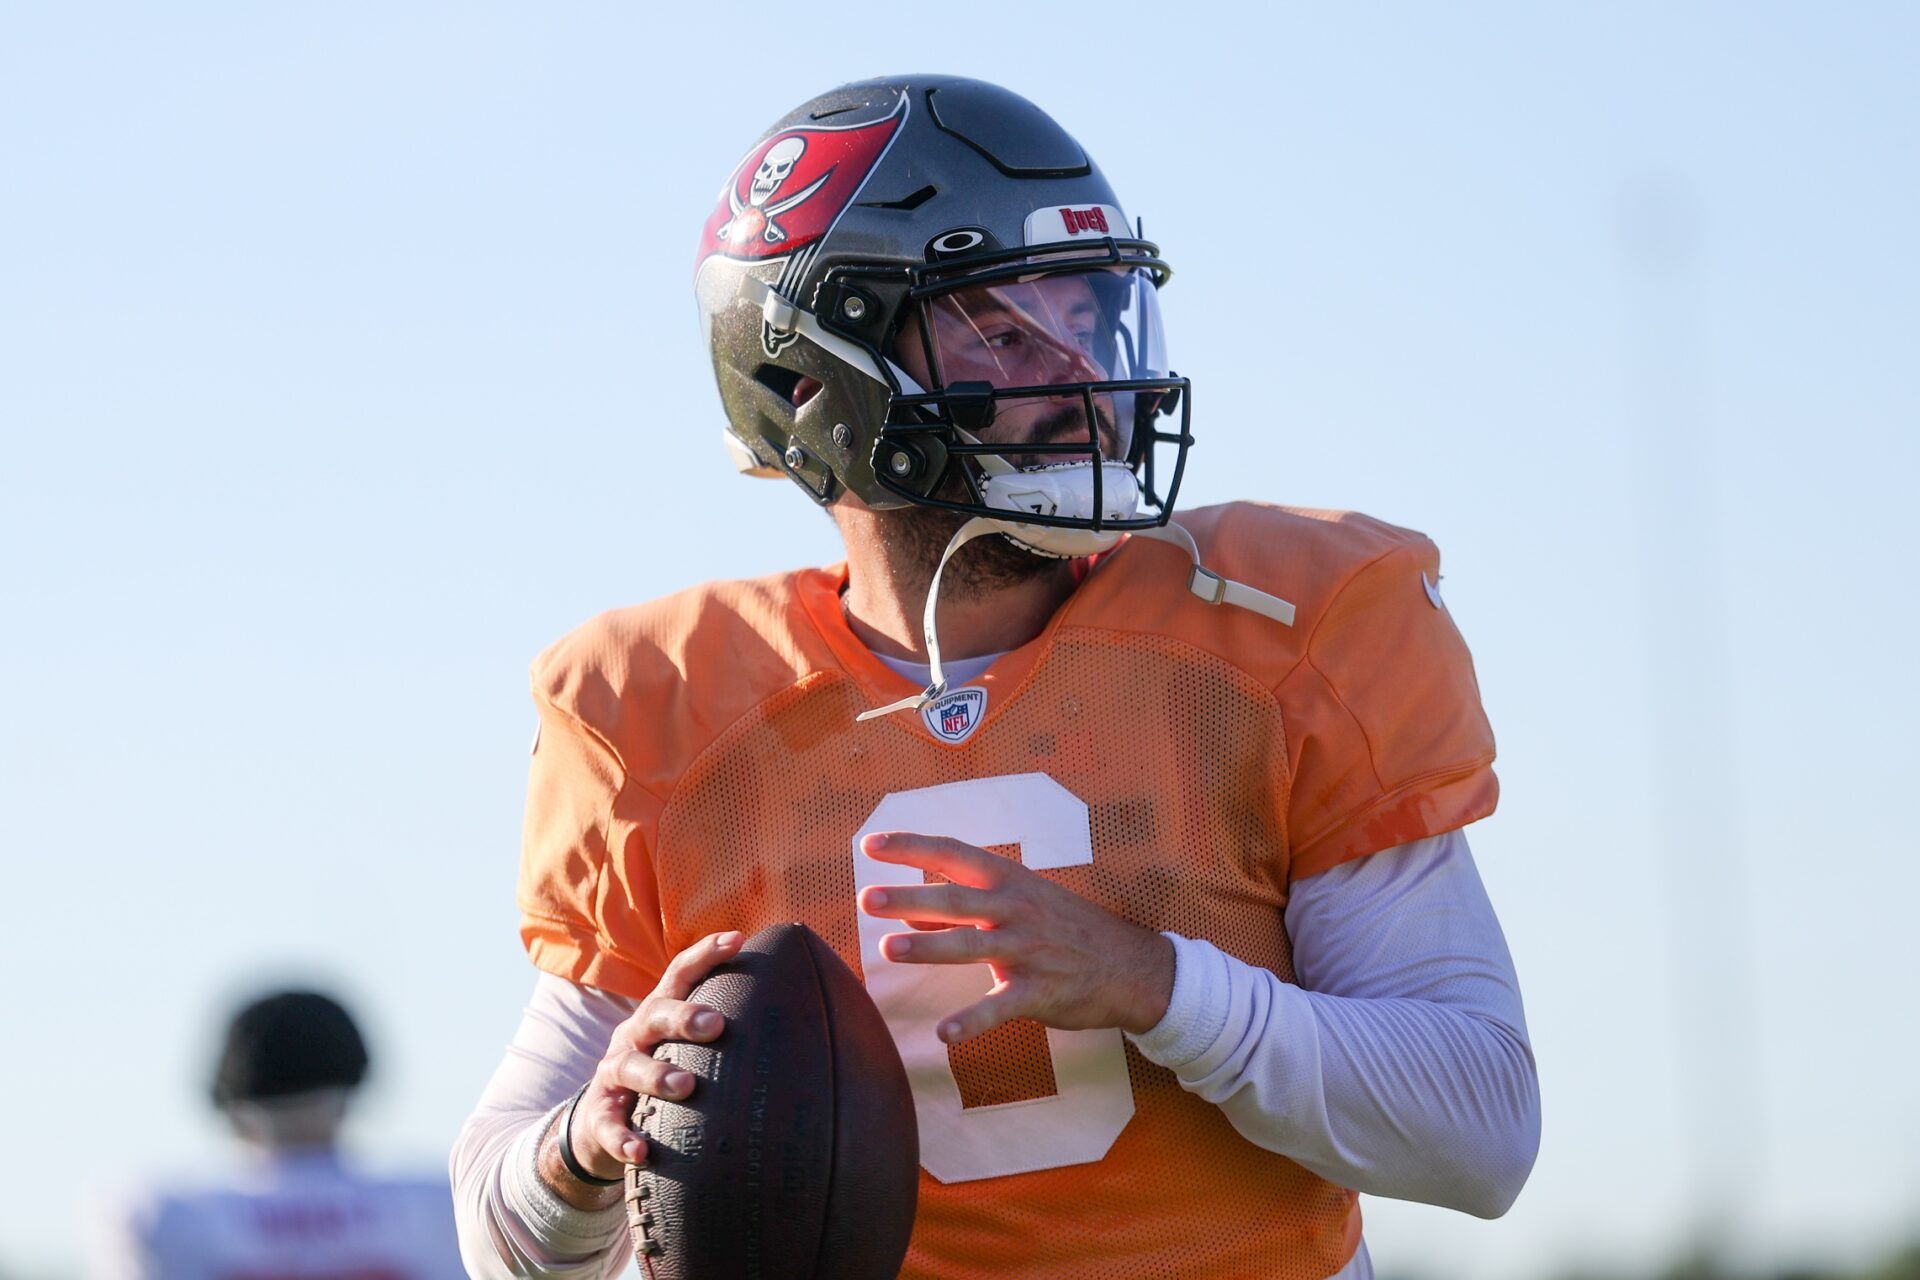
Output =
[
  {"x1": 856, "y1": 463, "x2": 1296, "y2": 723},
  {"x1": 855, "y1": 515, "x2": 1009, "y2": 722}
]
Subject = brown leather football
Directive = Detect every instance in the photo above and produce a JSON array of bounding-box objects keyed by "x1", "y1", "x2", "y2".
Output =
[{"x1": 625, "y1": 922, "x2": 919, "y2": 1278}]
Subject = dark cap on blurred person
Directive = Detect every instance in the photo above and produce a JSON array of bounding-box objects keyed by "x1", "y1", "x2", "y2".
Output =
[{"x1": 211, "y1": 990, "x2": 369, "y2": 1109}]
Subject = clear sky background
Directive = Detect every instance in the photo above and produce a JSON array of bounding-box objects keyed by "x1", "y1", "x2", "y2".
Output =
[{"x1": 2, "y1": 4, "x2": 1915, "y2": 1277}]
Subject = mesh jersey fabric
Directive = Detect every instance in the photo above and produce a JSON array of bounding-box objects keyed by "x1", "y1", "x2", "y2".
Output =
[{"x1": 514, "y1": 501, "x2": 1497, "y2": 1280}]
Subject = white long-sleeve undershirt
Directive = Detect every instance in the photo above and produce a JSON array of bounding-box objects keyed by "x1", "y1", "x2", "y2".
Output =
[
  {"x1": 451, "y1": 984, "x2": 635, "y2": 1278},
  {"x1": 451, "y1": 829, "x2": 1538, "y2": 1279},
  {"x1": 1132, "y1": 829, "x2": 1540, "y2": 1221}
]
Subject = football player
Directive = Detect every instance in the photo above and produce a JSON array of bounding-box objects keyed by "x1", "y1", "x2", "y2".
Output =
[
  {"x1": 93, "y1": 990, "x2": 464, "y2": 1279},
  {"x1": 453, "y1": 75, "x2": 1540, "y2": 1279}
]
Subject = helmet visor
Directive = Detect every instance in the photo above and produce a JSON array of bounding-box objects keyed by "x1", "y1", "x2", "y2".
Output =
[{"x1": 895, "y1": 265, "x2": 1170, "y2": 466}]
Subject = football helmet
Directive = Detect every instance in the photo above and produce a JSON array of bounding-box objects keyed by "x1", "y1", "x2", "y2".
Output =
[{"x1": 693, "y1": 75, "x2": 1191, "y2": 554}]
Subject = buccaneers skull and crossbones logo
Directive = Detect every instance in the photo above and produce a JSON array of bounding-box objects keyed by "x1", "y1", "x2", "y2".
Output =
[
  {"x1": 717, "y1": 136, "x2": 834, "y2": 246},
  {"x1": 695, "y1": 104, "x2": 904, "y2": 270}
]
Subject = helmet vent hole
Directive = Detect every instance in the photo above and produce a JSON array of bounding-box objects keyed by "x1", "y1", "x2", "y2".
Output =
[
  {"x1": 753, "y1": 364, "x2": 821, "y2": 408},
  {"x1": 858, "y1": 184, "x2": 938, "y2": 212}
]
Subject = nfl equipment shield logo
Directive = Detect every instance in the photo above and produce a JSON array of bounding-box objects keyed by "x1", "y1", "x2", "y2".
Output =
[{"x1": 922, "y1": 686, "x2": 987, "y2": 745}]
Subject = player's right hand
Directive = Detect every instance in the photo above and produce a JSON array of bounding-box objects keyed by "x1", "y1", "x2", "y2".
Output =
[{"x1": 567, "y1": 930, "x2": 743, "y2": 1181}]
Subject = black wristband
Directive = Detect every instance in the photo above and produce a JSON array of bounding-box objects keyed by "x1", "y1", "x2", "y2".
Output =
[{"x1": 558, "y1": 1083, "x2": 623, "y2": 1187}]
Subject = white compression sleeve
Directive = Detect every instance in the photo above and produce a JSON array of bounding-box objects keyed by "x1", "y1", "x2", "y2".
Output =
[
  {"x1": 450, "y1": 975, "x2": 638, "y2": 1279},
  {"x1": 1127, "y1": 829, "x2": 1542, "y2": 1220}
]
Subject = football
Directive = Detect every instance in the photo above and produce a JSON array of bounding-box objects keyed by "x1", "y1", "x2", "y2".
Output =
[{"x1": 624, "y1": 922, "x2": 919, "y2": 1278}]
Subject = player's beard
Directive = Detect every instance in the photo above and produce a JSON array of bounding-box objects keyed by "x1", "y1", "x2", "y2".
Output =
[
  {"x1": 864, "y1": 501, "x2": 1062, "y2": 604},
  {"x1": 859, "y1": 400, "x2": 1111, "y2": 602}
]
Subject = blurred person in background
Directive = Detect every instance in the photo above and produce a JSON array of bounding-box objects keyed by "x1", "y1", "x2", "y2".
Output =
[{"x1": 90, "y1": 989, "x2": 463, "y2": 1280}]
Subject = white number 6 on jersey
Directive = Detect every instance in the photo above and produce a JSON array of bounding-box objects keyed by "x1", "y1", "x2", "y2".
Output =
[{"x1": 852, "y1": 773, "x2": 1134, "y2": 1183}]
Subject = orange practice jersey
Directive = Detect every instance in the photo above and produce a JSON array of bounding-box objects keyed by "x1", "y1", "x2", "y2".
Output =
[{"x1": 517, "y1": 501, "x2": 1497, "y2": 1279}]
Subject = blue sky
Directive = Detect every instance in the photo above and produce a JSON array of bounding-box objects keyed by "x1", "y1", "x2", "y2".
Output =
[{"x1": 2, "y1": 4, "x2": 1915, "y2": 1276}]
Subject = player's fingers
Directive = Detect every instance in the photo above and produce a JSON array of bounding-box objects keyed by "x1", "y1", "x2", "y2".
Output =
[
  {"x1": 860, "y1": 832, "x2": 1015, "y2": 888},
  {"x1": 606, "y1": 1048, "x2": 698, "y2": 1102},
  {"x1": 639, "y1": 997, "x2": 725, "y2": 1046},
  {"x1": 879, "y1": 925, "x2": 1000, "y2": 965},
  {"x1": 859, "y1": 881, "x2": 1005, "y2": 927},
  {"x1": 937, "y1": 983, "x2": 1025, "y2": 1044},
  {"x1": 578, "y1": 1087, "x2": 647, "y2": 1172},
  {"x1": 655, "y1": 930, "x2": 745, "y2": 1001}
]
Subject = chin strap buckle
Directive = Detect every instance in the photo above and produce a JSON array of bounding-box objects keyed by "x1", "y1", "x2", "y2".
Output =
[
  {"x1": 1137, "y1": 523, "x2": 1297, "y2": 627},
  {"x1": 761, "y1": 290, "x2": 797, "y2": 333},
  {"x1": 1188, "y1": 565, "x2": 1228, "y2": 606}
]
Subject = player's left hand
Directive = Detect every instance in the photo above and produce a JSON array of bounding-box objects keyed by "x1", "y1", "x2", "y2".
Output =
[{"x1": 856, "y1": 831, "x2": 1174, "y2": 1044}]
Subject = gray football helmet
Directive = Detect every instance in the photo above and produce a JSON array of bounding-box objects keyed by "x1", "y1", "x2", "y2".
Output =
[{"x1": 692, "y1": 75, "x2": 1190, "y2": 541}]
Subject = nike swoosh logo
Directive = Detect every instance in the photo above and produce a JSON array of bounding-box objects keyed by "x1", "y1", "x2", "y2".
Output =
[{"x1": 1422, "y1": 572, "x2": 1446, "y2": 610}]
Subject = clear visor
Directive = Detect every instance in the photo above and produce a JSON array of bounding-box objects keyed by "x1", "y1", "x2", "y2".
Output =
[{"x1": 892, "y1": 265, "x2": 1170, "y2": 466}]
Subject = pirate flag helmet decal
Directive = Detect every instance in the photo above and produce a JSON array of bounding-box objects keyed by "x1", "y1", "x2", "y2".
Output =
[
  {"x1": 699, "y1": 108, "x2": 905, "y2": 263},
  {"x1": 692, "y1": 75, "x2": 1193, "y2": 545}
]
